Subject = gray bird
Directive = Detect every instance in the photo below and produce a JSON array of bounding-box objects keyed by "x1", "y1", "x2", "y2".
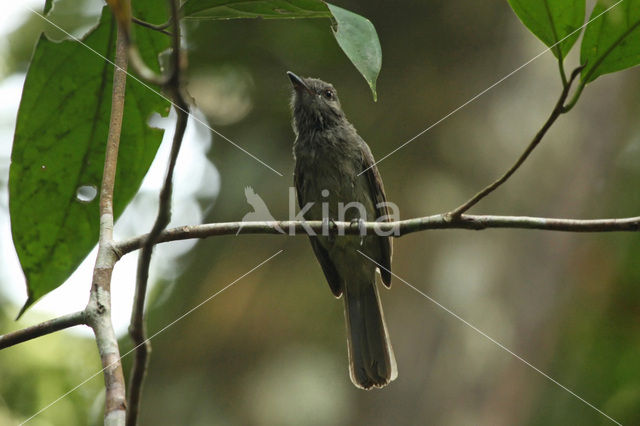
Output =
[{"x1": 287, "y1": 71, "x2": 397, "y2": 389}]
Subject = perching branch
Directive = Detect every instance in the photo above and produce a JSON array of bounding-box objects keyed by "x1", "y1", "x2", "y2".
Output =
[
  {"x1": 447, "y1": 66, "x2": 585, "y2": 219},
  {"x1": 3, "y1": 213, "x2": 637, "y2": 348},
  {"x1": 127, "y1": 1, "x2": 188, "y2": 424},
  {"x1": 6, "y1": 213, "x2": 635, "y2": 352},
  {"x1": 114, "y1": 214, "x2": 640, "y2": 256},
  {"x1": 0, "y1": 311, "x2": 86, "y2": 350},
  {"x1": 85, "y1": 23, "x2": 129, "y2": 425}
]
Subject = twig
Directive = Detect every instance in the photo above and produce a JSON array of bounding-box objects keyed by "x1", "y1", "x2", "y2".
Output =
[
  {"x1": 447, "y1": 66, "x2": 584, "y2": 219},
  {"x1": 114, "y1": 214, "x2": 640, "y2": 255},
  {"x1": 85, "y1": 23, "x2": 129, "y2": 425},
  {"x1": 127, "y1": 1, "x2": 187, "y2": 424},
  {"x1": 125, "y1": 12, "x2": 175, "y2": 86},
  {"x1": 0, "y1": 311, "x2": 86, "y2": 350},
  {"x1": 132, "y1": 16, "x2": 172, "y2": 35}
]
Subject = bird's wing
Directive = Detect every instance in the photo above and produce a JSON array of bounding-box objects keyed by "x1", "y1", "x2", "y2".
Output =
[
  {"x1": 360, "y1": 141, "x2": 393, "y2": 287},
  {"x1": 294, "y1": 163, "x2": 343, "y2": 297}
]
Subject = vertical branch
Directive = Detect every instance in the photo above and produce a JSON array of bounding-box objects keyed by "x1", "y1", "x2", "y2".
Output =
[
  {"x1": 85, "y1": 23, "x2": 129, "y2": 425},
  {"x1": 126, "y1": 1, "x2": 188, "y2": 424}
]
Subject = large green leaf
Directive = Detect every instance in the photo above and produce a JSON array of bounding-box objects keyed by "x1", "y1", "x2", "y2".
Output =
[
  {"x1": 327, "y1": 3, "x2": 381, "y2": 101},
  {"x1": 581, "y1": 0, "x2": 640, "y2": 83},
  {"x1": 9, "y1": 4, "x2": 170, "y2": 316},
  {"x1": 181, "y1": 0, "x2": 382, "y2": 100},
  {"x1": 508, "y1": 0, "x2": 585, "y2": 59}
]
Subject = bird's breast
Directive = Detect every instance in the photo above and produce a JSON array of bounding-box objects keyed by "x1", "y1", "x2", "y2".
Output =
[{"x1": 296, "y1": 142, "x2": 373, "y2": 222}]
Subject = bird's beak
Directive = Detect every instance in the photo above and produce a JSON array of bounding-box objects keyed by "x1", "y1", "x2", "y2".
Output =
[{"x1": 287, "y1": 71, "x2": 313, "y2": 95}]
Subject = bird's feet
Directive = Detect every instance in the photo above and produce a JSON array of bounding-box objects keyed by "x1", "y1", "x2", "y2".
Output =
[
  {"x1": 322, "y1": 217, "x2": 338, "y2": 242},
  {"x1": 349, "y1": 218, "x2": 367, "y2": 246}
]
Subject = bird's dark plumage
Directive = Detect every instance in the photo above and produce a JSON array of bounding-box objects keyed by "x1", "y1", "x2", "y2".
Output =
[{"x1": 288, "y1": 71, "x2": 396, "y2": 389}]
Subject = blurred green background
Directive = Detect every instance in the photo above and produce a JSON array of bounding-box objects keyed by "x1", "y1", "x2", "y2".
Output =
[{"x1": 1, "y1": 0, "x2": 640, "y2": 425}]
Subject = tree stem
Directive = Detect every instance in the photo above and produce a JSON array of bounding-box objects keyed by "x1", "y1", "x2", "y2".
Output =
[{"x1": 86, "y1": 22, "x2": 129, "y2": 426}]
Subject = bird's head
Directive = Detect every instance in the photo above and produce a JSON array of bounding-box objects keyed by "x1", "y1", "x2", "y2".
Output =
[{"x1": 287, "y1": 71, "x2": 345, "y2": 134}]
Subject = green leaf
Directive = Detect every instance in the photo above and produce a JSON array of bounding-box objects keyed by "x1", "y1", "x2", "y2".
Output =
[
  {"x1": 327, "y1": 3, "x2": 381, "y2": 101},
  {"x1": 9, "y1": 4, "x2": 170, "y2": 316},
  {"x1": 581, "y1": 0, "x2": 640, "y2": 83},
  {"x1": 181, "y1": 0, "x2": 382, "y2": 100},
  {"x1": 508, "y1": 0, "x2": 585, "y2": 59}
]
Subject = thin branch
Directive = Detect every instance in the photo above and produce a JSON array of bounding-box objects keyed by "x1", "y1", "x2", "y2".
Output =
[
  {"x1": 447, "y1": 66, "x2": 584, "y2": 219},
  {"x1": 124, "y1": 24, "x2": 170, "y2": 86},
  {"x1": 0, "y1": 311, "x2": 87, "y2": 350},
  {"x1": 114, "y1": 214, "x2": 640, "y2": 255},
  {"x1": 126, "y1": 13, "x2": 177, "y2": 86},
  {"x1": 126, "y1": 104, "x2": 187, "y2": 425},
  {"x1": 132, "y1": 16, "x2": 172, "y2": 35},
  {"x1": 557, "y1": 57, "x2": 568, "y2": 88},
  {"x1": 127, "y1": 1, "x2": 187, "y2": 424},
  {"x1": 85, "y1": 23, "x2": 129, "y2": 425}
]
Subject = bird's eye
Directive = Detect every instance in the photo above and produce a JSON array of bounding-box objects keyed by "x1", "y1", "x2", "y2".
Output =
[{"x1": 323, "y1": 89, "x2": 334, "y2": 100}]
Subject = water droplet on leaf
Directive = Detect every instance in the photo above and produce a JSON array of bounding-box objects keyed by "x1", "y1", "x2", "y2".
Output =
[{"x1": 76, "y1": 185, "x2": 97, "y2": 203}]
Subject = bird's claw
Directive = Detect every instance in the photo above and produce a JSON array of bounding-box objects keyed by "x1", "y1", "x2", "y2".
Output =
[
  {"x1": 323, "y1": 217, "x2": 338, "y2": 242},
  {"x1": 349, "y1": 218, "x2": 366, "y2": 246}
]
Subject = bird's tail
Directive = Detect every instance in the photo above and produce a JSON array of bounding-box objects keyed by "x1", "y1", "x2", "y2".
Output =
[{"x1": 343, "y1": 278, "x2": 397, "y2": 389}]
